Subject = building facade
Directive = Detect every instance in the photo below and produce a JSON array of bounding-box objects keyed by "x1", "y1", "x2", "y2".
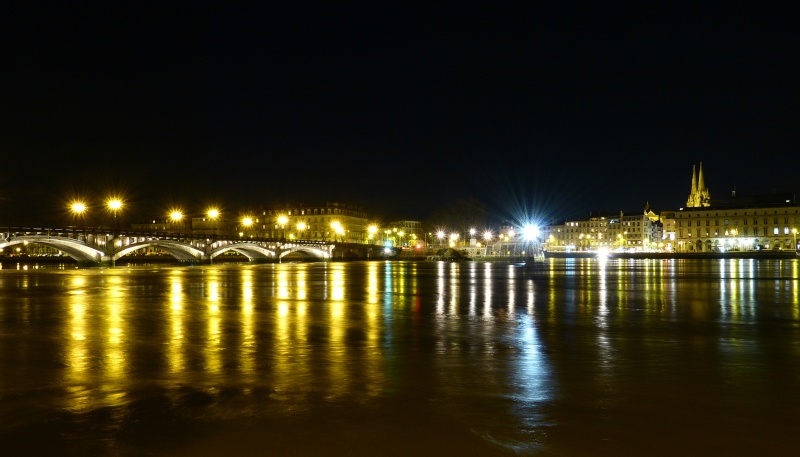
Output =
[
  {"x1": 544, "y1": 208, "x2": 663, "y2": 252},
  {"x1": 674, "y1": 194, "x2": 799, "y2": 252},
  {"x1": 261, "y1": 202, "x2": 370, "y2": 244}
]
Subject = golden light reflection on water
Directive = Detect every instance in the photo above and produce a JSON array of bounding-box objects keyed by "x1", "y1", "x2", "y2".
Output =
[
  {"x1": 66, "y1": 276, "x2": 88, "y2": 388},
  {"x1": 103, "y1": 275, "x2": 127, "y2": 386},
  {"x1": 327, "y1": 263, "x2": 347, "y2": 399},
  {"x1": 240, "y1": 269, "x2": 255, "y2": 378},
  {"x1": 205, "y1": 271, "x2": 221, "y2": 374},
  {"x1": 167, "y1": 270, "x2": 185, "y2": 375},
  {"x1": 24, "y1": 258, "x2": 798, "y2": 424}
]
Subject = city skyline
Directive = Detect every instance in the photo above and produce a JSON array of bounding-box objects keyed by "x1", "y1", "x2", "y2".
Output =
[{"x1": 4, "y1": 3, "x2": 798, "y2": 224}]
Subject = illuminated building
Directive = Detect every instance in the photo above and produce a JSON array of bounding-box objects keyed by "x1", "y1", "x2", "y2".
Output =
[
  {"x1": 261, "y1": 202, "x2": 370, "y2": 243},
  {"x1": 544, "y1": 206, "x2": 663, "y2": 252},
  {"x1": 674, "y1": 191, "x2": 799, "y2": 252}
]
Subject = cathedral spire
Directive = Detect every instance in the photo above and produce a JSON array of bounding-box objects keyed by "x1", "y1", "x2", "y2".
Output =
[
  {"x1": 686, "y1": 163, "x2": 711, "y2": 208},
  {"x1": 698, "y1": 162, "x2": 705, "y2": 192},
  {"x1": 687, "y1": 165, "x2": 698, "y2": 207}
]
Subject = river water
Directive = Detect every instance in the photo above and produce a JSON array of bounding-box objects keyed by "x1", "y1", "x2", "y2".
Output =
[{"x1": 0, "y1": 259, "x2": 798, "y2": 456}]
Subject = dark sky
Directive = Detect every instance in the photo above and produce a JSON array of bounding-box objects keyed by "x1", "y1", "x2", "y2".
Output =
[{"x1": 3, "y1": 2, "x2": 799, "y2": 226}]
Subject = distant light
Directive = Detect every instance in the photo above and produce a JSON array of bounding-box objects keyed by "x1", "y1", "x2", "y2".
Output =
[{"x1": 522, "y1": 224, "x2": 540, "y2": 240}]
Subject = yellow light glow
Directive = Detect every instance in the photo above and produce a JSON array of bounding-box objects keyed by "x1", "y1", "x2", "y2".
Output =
[
  {"x1": 242, "y1": 217, "x2": 254, "y2": 226},
  {"x1": 70, "y1": 201, "x2": 87, "y2": 214},
  {"x1": 297, "y1": 222, "x2": 307, "y2": 231},
  {"x1": 207, "y1": 208, "x2": 220, "y2": 219},
  {"x1": 107, "y1": 198, "x2": 123, "y2": 211},
  {"x1": 277, "y1": 215, "x2": 288, "y2": 226},
  {"x1": 170, "y1": 210, "x2": 183, "y2": 222}
]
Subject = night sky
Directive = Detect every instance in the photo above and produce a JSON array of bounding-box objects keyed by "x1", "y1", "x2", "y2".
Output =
[{"x1": 4, "y1": 2, "x2": 799, "y2": 226}]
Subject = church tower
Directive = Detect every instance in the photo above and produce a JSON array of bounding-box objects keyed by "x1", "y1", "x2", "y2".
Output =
[{"x1": 686, "y1": 163, "x2": 711, "y2": 208}]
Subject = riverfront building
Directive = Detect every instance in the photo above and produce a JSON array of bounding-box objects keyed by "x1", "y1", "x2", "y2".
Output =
[
  {"x1": 544, "y1": 207, "x2": 663, "y2": 252},
  {"x1": 674, "y1": 192, "x2": 799, "y2": 252},
  {"x1": 260, "y1": 202, "x2": 370, "y2": 244}
]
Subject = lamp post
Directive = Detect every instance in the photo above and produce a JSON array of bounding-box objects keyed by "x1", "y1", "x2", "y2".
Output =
[
  {"x1": 437, "y1": 230, "x2": 445, "y2": 247},
  {"x1": 331, "y1": 221, "x2": 342, "y2": 243},
  {"x1": 107, "y1": 198, "x2": 123, "y2": 237},
  {"x1": 170, "y1": 210, "x2": 184, "y2": 234},
  {"x1": 241, "y1": 217, "x2": 254, "y2": 238},
  {"x1": 483, "y1": 231, "x2": 492, "y2": 256},
  {"x1": 207, "y1": 208, "x2": 220, "y2": 238},
  {"x1": 277, "y1": 215, "x2": 288, "y2": 240},
  {"x1": 69, "y1": 201, "x2": 87, "y2": 240},
  {"x1": 297, "y1": 222, "x2": 307, "y2": 240}
]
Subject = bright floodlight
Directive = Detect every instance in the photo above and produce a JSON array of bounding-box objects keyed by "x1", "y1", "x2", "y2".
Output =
[
  {"x1": 170, "y1": 211, "x2": 183, "y2": 222},
  {"x1": 437, "y1": 231, "x2": 445, "y2": 239},
  {"x1": 107, "y1": 199, "x2": 123, "y2": 211},
  {"x1": 368, "y1": 225, "x2": 378, "y2": 234},
  {"x1": 242, "y1": 217, "x2": 254, "y2": 226},
  {"x1": 207, "y1": 208, "x2": 220, "y2": 219},
  {"x1": 297, "y1": 222, "x2": 307, "y2": 231},
  {"x1": 522, "y1": 224, "x2": 540, "y2": 240},
  {"x1": 70, "y1": 202, "x2": 87, "y2": 214},
  {"x1": 483, "y1": 231, "x2": 492, "y2": 241},
  {"x1": 277, "y1": 215, "x2": 288, "y2": 226}
]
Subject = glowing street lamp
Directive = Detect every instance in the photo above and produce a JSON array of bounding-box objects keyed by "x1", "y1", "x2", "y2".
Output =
[
  {"x1": 107, "y1": 197, "x2": 123, "y2": 230},
  {"x1": 367, "y1": 224, "x2": 377, "y2": 244},
  {"x1": 437, "y1": 230, "x2": 445, "y2": 246},
  {"x1": 240, "y1": 216, "x2": 254, "y2": 238},
  {"x1": 277, "y1": 215, "x2": 288, "y2": 239},
  {"x1": 297, "y1": 222, "x2": 307, "y2": 239},
  {"x1": 70, "y1": 201, "x2": 87, "y2": 216}
]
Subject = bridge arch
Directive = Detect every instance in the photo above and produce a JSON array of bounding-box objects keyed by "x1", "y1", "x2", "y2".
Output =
[
  {"x1": 113, "y1": 240, "x2": 205, "y2": 261},
  {"x1": 209, "y1": 243, "x2": 277, "y2": 260},
  {"x1": 280, "y1": 245, "x2": 330, "y2": 259},
  {"x1": 0, "y1": 236, "x2": 105, "y2": 262}
]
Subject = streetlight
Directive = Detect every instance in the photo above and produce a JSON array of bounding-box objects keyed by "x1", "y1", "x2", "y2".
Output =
[
  {"x1": 449, "y1": 232, "x2": 459, "y2": 247},
  {"x1": 483, "y1": 231, "x2": 492, "y2": 256},
  {"x1": 241, "y1": 217, "x2": 254, "y2": 238},
  {"x1": 69, "y1": 200, "x2": 87, "y2": 226},
  {"x1": 277, "y1": 215, "x2": 288, "y2": 240},
  {"x1": 297, "y1": 222, "x2": 307, "y2": 240},
  {"x1": 169, "y1": 210, "x2": 184, "y2": 234},
  {"x1": 331, "y1": 221, "x2": 342, "y2": 242},
  {"x1": 367, "y1": 225, "x2": 377, "y2": 244},
  {"x1": 107, "y1": 197, "x2": 123, "y2": 230},
  {"x1": 207, "y1": 208, "x2": 220, "y2": 237},
  {"x1": 437, "y1": 230, "x2": 445, "y2": 247}
]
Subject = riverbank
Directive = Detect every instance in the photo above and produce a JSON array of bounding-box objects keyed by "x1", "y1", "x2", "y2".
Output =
[{"x1": 544, "y1": 250, "x2": 798, "y2": 260}]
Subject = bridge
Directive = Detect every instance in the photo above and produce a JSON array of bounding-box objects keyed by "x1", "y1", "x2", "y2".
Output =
[{"x1": 0, "y1": 227, "x2": 338, "y2": 265}]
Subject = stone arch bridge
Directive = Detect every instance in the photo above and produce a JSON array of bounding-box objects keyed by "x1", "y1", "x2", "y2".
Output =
[{"x1": 0, "y1": 227, "x2": 338, "y2": 265}]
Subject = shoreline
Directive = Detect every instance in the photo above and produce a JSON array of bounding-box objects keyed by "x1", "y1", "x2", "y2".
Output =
[{"x1": 543, "y1": 251, "x2": 797, "y2": 260}]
